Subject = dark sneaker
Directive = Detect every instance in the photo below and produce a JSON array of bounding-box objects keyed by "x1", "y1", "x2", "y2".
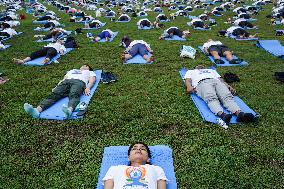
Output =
[
  {"x1": 101, "y1": 72, "x2": 111, "y2": 84},
  {"x1": 219, "y1": 112, "x2": 232, "y2": 124},
  {"x1": 237, "y1": 112, "x2": 256, "y2": 123},
  {"x1": 215, "y1": 59, "x2": 225, "y2": 64},
  {"x1": 107, "y1": 72, "x2": 117, "y2": 82},
  {"x1": 229, "y1": 59, "x2": 242, "y2": 64}
]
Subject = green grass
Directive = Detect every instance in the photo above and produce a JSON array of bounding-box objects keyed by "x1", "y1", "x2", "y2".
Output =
[{"x1": 0, "y1": 1, "x2": 284, "y2": 188}]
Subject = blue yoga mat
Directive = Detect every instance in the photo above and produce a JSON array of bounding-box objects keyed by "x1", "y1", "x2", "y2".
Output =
[
  {"x1": 187, "y1": 22, "x2": 211, "y2": 30},
  {"x1": 165, "y1": 35, "x2": 186, "y2": 41},
  {"x1": 256, "y1": 40, "x2": 284, "y2": 58},
  {"x1": 39, "y1": 70, "x2": 102, "y2": 120},
  {"x1": 159, "y1": 19, "x2": 170, "y2": 22},
  {"x1": 124, "y1": 52, "x2": 153, "y2": 64},
  {"x1": 82, "y1": 22, "x2": 106, "y2": 30},
  {"x1": 1, "y1": 32, "x2": 23, "y2": 41},
  {"x1": 138, "y1": 26, "x2": 153, "y2": 30},
  {"x1": 98, "y1": 31, "x2": 118, "y2": 42},
  {"x1": 96, "y1": 145, "x2": 177, "y2": 189},
  {"x1": 188, "y1": 15, "x2": 198, "y2": 19},
  {"x1": 33, "y1": 20, "x2": 48, "y2": 24},
  {"x1": 198, "y1": 46, "x2": 248, "y2": 66},
  {"x1": 0, "y1": 44, "x2": 11, "y2": 51},
  {"x1": 24, "y1": 48, "x2": 73, "y2": 66},
  {"x1": 179, "y1": 68, "x2": 257, "y2": 124}
]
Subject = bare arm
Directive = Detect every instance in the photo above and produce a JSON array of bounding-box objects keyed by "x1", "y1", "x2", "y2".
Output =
[
  {"x1": 84, "y1": 76, "x2": 96, "y2": 96},
  {"x1": 219, "y1": 77, "x2": 236, "y2": 95},
  {"x1": 104, "y1": 180, "x2": 114, "y2": 189},
  {"x1": 204, "y1": 47, "x2": 209, "y2": 55},
  {"x1": 185, "y1": 78, "x2": 196, "y2": 93},
  {"x1": 157, "y1": 180, "x2": 167, "y2": 189}
]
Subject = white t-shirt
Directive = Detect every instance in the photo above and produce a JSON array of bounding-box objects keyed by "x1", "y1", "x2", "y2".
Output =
[
  {"x1": 128, "y1": 40, "x2": 150, "y2": 49},
  {"x1": 191, "y1": 18, "x2": 202, "y2": 24},
  {"x1": 234, "y1": 18, "x2": 246, "y2": 25},
  {"x1": 202, "y1": 40, "x2": 223, "y2": 49},
  {"x1": 2, "y1": 28, "x2": 17, "y2": 36},
  {"x1": 226, "y1": 26, "x2": 242, "y2": 35},
  {"x1": 48, "y1": 20, "x2": 60, "y2": 26},
  {"x1": 44, "y1": 43, "x2": 66, "y2": 54},
  {"x1": 65, "y1": 69, "x2": 96, "y2": 85},
  {"x1": 101, "y1": 29, "x2": 114, "y2": 36},
  {"x1": 4, "y1": 21, "x2": 20, "y2": 27},
  {"x1": 103, "y1": 164, "x2": 168, "y2": 189},
  {"x1": 184, "y1": 69, "x2": 221, "y2": 88},
  {"x1": 137, "y1": 18, "x2": 150, "y2": 25}
]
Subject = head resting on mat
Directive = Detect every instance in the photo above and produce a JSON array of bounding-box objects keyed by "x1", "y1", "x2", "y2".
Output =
[
  {"x1": 194, "y1": 65, "x2": 205, "y2": 69},
  {"x1": 80, "y1": 64, "x2": 93, "y2": 71},
  {"x1": 128, "y1": 142, "x2": 152, "y2": 166}
]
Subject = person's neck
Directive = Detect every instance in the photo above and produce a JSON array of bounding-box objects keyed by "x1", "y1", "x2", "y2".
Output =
[{"x1": 130, "y1": 161, "x2": 146, "y2": 167}]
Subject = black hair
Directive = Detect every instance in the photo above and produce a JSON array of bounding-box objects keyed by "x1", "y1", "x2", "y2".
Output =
[
  {"x1": 127, "y1": 142, "x2": 152, "y2": 166},
  {"x1": 84, "y1": 64, "x2": 93, "y2": 71}
]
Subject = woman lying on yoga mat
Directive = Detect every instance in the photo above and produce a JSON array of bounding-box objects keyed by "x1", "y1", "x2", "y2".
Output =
[
  {"x1": 13, "y1": 40, "x2": 66, "y2": 65},
  {"x1": 103, "y1": 142, "x2": 167, "y2": 189},
  {"x1": 92, "y1": 29, "x2": 115, "y2": 42},
  {"x1": 23, "y1": 65, "x2": 96, "y2": 118},
  {"x1": 159, "y1": 26, "x2": 190, "y2": 40},
  {"x1": 34, "y1": 28, "x2": 68, "y2": 41},
  {"x1": 84, "y1": 19, "x2": 104, "y2": 28},
  {"x1": 117, "y1": 13, "x2": 131, "y2": 21},
  {"x1": 120, "y1": 37, "x2": 154, "y2": 63}
]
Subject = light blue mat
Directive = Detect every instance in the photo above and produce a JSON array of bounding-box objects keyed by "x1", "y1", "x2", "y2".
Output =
[
  {"x1": 0, "y1": 44, "x2": 11, "y2": 51},
  {"x1": 256, "y1": 40, "x2": 284, "y2": 58},
  {"x1": 96, "y1": 145, "x2": 177, "y2": 189},
  {"x1": 98, "y1": 31, "x2": 118, "y2": 42},
  {"x1": 24, "y1": 48, "x2": 73, "y2": 66},
  {"x1": 82, "y1": 22, "x2": 106, "y2": 30},
  {"x1": 39, "y1": 70, "x2": 102, "y2": 120},
  {"x1": 198, "y1": 46, "x2": 248, "y2": 66},
  {"x1": 233, "y1": 17, "x2": 257, "y2": 22},
  {"x1": 188, "y1": 15, "x2": 198, "y2": 19},
  {"x1": 1, "y1": 32, "x2": 23, "y2": 41},
  {"x1": 138, "y1": 26, "x2": 153, "y2": 30},
  {"x1": 124, "y1": 52, "x2": 153, "y2": 64},
  {"x1": 165, "y1": 35, "x2": 186, "y2": 41},
  {"x1": 187, "y1": 22, "x2": 211, "y2": 30},
  {"x1": 33, "y1": 20, "x2": 48, "y2": 24},
  {"x1": 179, "y1": 68, "x2": 257, "y2": 124},
  {"x1": 159, "y1": 19, "x2": 170, "y2": 22}
]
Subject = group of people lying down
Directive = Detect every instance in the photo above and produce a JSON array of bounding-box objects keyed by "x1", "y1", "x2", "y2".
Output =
[{"x1": 22, "y1": 61, "x2": 257, "y2": 124}]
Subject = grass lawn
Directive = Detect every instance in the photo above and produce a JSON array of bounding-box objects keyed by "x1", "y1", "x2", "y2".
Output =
[{"x1": 0, "y1": 1, "x2": 284, "y2": 188}]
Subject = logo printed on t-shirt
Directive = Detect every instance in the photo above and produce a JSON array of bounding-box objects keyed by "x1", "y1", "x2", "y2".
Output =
[{"x1": 123, "y1": 167, "x2": 148, "y2": 189}]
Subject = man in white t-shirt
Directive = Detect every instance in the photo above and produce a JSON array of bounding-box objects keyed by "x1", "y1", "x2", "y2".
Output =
[
  {"x1": 184, "y1": 65, "x2": 256, "y2": 123},
  {"x1": 23, "y1": 65, "x2": 96, "y2": 118},
  {"x1": 202, "y1": 39, "x2": 242, "y2": 64},
  {"x1": 103, "y1": 143, "x2": 168, "y2": 189}
]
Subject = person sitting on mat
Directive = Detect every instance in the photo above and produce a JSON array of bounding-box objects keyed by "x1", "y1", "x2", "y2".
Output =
[
  {"x1": 103, "y1": 142, "x2": 168, "y2": 189},
  {"x1": 23, "y1": 64, "x2": 96, "y2": 118},
  {"x1": 121, "y1": 38, "x2": 154, "y2": 63},
  {"x1": 84, "y1": 19, "x2": 103, "y2": 28},
  {"x1": 156, "y1": 13, "x2": 168, "y2": 22},
  {"x1": 190, "y1": 18, "x2": 209, "y2": 29},
  {"x1": 0, "y1": 27, "x2": 18, "y2": 40},
  {"x1": 221, "y1": 26, "x2": 257, "y2": 39},
  {"x1": 159, "y1": 27, "x2": 190, "y2": 40},
  {"x1": 34, "y1": 28, "x2": 69, "y2": 41},
  {"x1": 184, "y1": 65, "x2": 257, "y2": 124},
  {"x1": 93, "y1": 29, "x2": 115, "y2": 42},
  {"x1": 234, "y1": 18, "x2": 257, "y2": 29},
  {"x1": 117, "y1": 13, "x2": 131, "y2": 21},
  {"x1": 202, "y1": 39, "x2": 243, "y2": 64},
  {"x1": 137, "y1": 18, "x2": 152, "y2": 28},
  {"x1": 13, "y1": 40, "x2": 66, "y2": 65}
]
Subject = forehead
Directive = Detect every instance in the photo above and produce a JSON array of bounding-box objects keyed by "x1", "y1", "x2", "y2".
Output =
[{"x1": 132, "y1": 144, "x2": 146, "y2": 149}]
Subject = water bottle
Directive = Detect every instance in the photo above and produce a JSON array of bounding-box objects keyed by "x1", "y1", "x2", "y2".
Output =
[{"x1": 216, "y1": 118, "x2": 228, "y2": 129}]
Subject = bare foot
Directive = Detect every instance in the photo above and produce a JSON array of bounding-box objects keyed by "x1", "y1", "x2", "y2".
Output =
[
  {"x1": 42, "y1": 58, "x2": 50, "y2": 65},
  {"x1": 12, "y1": 58, "x2": 24, "y2": 64}
]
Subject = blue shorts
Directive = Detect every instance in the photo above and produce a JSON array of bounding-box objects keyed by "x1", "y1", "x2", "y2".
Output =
[
  {"x1": 128, "y1": 43, "x2": 148, "y2": 57},
  {"x1": 98, "y1": 31, "x2": 111, "y2": 39}
]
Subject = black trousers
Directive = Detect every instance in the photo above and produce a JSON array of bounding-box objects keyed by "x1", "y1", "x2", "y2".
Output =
[{"x1": 30, "y1": 47, "x2": 57, "y2": 60}]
